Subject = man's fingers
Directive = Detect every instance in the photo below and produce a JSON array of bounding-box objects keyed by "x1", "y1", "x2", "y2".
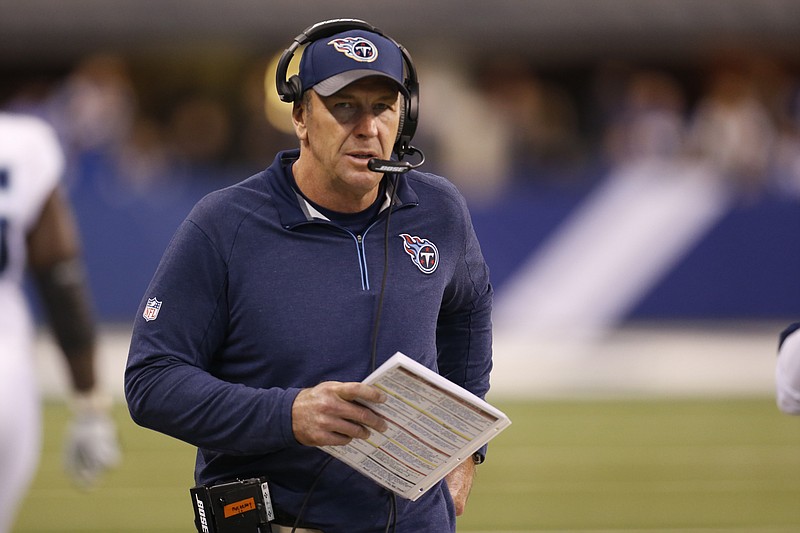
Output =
[
  {"x1": 292, "y1": 381, "x2": 389, "y2": 446},
  {"x1": 319, "y1": 382, "x2": 388, "y2": 432},
  {"x1": 327, "y1": 417, "x2": 374, "y2": 441},
  {"x1": 349, "y1": 402, "x2": 388, "y2": 433},
  {"x1": 337, "y1": 382, "x2": 387, "y2": 404}
]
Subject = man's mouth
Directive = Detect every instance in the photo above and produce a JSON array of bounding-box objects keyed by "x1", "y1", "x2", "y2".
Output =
[{"x1": 349, "y1": 152, "x2": 377, "y2": 160}]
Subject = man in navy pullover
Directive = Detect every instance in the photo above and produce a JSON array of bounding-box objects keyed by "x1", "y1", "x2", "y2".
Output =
[{"x1": 125, "y1": 19, "x2": 493, "y2": 533}]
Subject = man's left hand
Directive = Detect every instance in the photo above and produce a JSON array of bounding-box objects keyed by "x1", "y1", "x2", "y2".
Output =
[{"x1": 444, "y1": 458, "x2": 475, "y2": 516}]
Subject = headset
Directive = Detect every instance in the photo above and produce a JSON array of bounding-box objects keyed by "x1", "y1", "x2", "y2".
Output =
[{"x1": 275, "y1": 18, "x2": 420, "y2": 163}]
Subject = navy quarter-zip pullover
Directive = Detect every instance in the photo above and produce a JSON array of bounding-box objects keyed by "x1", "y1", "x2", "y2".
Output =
[{"x1": 125, "y1": 149, "x2": 493, "y2": 532}]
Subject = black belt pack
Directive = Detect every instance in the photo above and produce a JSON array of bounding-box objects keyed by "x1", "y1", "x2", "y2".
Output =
[{"x1": 190, "y1": 477, "x2": 275, "y2": 533}]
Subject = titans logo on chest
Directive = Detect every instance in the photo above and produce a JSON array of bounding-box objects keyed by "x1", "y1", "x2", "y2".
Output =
[{"x1": 399, "y1": 233, "x2": 439, "y2": 274}]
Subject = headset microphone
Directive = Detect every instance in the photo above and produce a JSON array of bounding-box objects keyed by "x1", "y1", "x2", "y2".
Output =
[{"x1": 368, "y1": 146, "x2": 426, "y2": 174}]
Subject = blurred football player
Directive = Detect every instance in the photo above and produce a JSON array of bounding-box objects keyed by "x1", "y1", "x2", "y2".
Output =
[{"x1": 0, "y1": 112, "x2": 121, "y2": 533}]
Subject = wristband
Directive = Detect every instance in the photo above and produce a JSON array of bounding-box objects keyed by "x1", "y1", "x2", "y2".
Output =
[{"x1": 70, "y1": 389, "x2": 113, "y2": 415}]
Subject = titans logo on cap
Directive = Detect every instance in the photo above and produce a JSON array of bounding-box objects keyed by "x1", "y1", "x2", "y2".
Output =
[
  {"x1": 399, "y1": 234, "x2": 439, "y2": 274},
  {"x1": 328, "y1": 37, "x2": 379, "y2": 63}
]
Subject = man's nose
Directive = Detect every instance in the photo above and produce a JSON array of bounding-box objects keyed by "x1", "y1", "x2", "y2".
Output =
[{"x1": 353, "y1": 110, "x2": 379, "y2": 137}]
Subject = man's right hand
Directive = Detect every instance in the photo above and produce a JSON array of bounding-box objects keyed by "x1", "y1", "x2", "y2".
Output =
[{"x1": 291, "y1": 381, "x2": 388, "y2": 446}]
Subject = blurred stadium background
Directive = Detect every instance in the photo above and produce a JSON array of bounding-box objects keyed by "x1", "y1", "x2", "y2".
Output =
[{"x1": 4, "y1": 0, "x2": 800, "y2": 531}]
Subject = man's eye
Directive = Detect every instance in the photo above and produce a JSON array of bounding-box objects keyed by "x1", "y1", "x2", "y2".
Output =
[{"x1": 329, "y1": 103, "x2": 358, "y2": 122}]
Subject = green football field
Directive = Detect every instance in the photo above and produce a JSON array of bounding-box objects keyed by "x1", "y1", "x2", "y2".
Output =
[{"x1": 12, "y1": 396, "x2": 800, "y2": 532}]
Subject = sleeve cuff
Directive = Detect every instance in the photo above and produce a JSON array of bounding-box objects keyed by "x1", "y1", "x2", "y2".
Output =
[
  {"x1": 472, "y1": 443, "x2": 488, "y2": 464},
  {"x1": 279, "y1": 387, "x2": 303, "y2": 446}
]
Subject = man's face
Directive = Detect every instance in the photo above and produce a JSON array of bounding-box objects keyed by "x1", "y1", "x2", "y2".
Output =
[{"x1": 293, "y1": 76, "x2": 402, "y2": 211}]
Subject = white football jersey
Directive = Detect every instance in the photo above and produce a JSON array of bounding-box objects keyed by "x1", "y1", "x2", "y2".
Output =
[
  {"x1": 0, "y1": 113, "x2": 64, "y2": 533},
  {"x1": 0, "y1": 112, "x2": 64, "y2": 347}
]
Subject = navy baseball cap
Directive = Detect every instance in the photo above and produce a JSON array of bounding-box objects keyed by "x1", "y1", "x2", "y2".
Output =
[{"x1": 299, "y1": 29, "x2": 408, "y2": 97}]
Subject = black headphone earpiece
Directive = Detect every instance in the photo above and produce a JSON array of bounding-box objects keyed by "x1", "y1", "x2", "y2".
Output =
[
  {"x1": 283, "y1": 75, "x2": 303, "y2": 104},
  {"x1": 275, "y1": 18, "x2": 419, "y2": 159}
]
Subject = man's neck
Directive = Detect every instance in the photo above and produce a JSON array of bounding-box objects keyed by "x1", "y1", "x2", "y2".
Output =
[{"x1": 291, "y1": 158, "x2": 380, "y2": 214}]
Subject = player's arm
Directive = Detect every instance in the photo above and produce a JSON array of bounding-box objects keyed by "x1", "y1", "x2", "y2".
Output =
[
  {"x1": 777, "y1": 323, "x2": 800, "y2": 415},
  {"x1": 27, "y1": 186, "x2": 96, "y2": 392},
  {"x1": 27, "y1": 186, "x2": 120, "y2": 486}
]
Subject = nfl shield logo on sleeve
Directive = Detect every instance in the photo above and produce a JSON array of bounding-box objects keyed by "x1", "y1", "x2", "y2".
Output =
[{"x1": 143, "y1": 298, "x2": 162, "y2": 321}]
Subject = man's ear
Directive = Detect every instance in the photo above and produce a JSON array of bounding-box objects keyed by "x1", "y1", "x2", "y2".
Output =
[{"x1": 292, "y1": 101, "x2": 308, "y2": 142}]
